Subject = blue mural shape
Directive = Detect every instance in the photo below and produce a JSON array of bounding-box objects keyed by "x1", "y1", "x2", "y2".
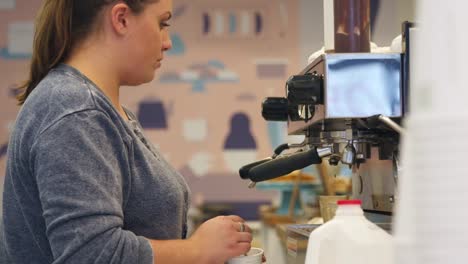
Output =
[
  {"x1": 229, "y1": 13, "x2": 237, "y2": 33},
  {"x1": 267, "y1": 121, "x2": 287, "y2": 150},
  {"x1": 0, "y1": 47, "x2": 31, "y2": 60},
  {"x1": 224, "y1": 112, "x2": 257, "y2": 150},
  {"x1": 207, "y1": 60, "x2": 225, "y2": 69},
  {"x1": 172, "y1": 4, "x2": 187, "y2": 19},
  {"x1": 159, "y1": 60, "x2": 239, "y2": 93},
  {"x1": 255, "y1": 12, "x2": 263, "y2": 34},
  {"x1": 203, "y1": 13, "x2": 210, "y2": 34},
  {"x1": 167, "y1": 34, "x2": 186, "y2": 56},
  {"x1": 137, "y1": 100, "x2": 169, "y2": 129}
]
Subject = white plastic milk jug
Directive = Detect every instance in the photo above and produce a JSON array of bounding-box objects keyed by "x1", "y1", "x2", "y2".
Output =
[{"x1": 305, "y1": 200, "x2": 393, "y2": 264}]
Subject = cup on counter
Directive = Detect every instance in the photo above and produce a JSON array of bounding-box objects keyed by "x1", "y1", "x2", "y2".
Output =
[
  {"x1": 319, "y1": 195, "x2": 347, "y2": 222},
  {"x1": 227, "y1": 247, "x2": 264, "y2": 264}
]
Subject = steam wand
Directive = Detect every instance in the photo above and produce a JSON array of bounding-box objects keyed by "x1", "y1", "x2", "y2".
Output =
[{"x1": 368, "y1": 114, "x2": 406, "y2": 135}]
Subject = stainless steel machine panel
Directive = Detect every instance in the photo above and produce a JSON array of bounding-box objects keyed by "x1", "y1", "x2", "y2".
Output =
[
  {"x1": 289, "y1": 53, "x2": 402, "y2": 135},
  {"x1": 324, "y1": 53, "x2": 402, "y2": 119}
]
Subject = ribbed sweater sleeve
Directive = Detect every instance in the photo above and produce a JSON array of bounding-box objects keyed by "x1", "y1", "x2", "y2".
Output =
[{"x1": 30, "y1": 109, "x2": 153, "y2": 264}]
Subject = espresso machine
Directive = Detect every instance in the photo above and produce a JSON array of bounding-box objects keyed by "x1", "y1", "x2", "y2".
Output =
[
  {"x1": 241, "y1": 53, "x2": 405, "y2": 213},
  {"x1": 239, "y1": 3, "x2": 413, "y2": 216}
]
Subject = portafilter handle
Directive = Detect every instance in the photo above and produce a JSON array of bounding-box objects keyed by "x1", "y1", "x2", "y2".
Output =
[
  {"x1": 239, "y1": 158, "x2": 272, "y2": 180},
  {"x1": 239, "y1": 143, "x2": 291, "y2": 180},
  {"x1": 247, "y1": 147, "x2": 332, "y2": 183}
]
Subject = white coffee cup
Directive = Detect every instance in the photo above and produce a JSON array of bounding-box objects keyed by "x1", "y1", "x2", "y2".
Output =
[{"x1": 226, "y1": 247, "x2": 263, "y2": 264}]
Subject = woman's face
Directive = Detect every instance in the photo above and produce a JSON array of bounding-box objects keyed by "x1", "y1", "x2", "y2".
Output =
[{"x1": 120, "y1": 0, "x2": 173, "y2": 86}]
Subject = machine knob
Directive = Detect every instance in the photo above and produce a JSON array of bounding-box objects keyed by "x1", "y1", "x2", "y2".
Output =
[
  {"x1": 286, "y1": 74, "x2": 323, "y2": 105},
  {"x1": 261, "y1": 97, "x2": 289, "y2": 121}
]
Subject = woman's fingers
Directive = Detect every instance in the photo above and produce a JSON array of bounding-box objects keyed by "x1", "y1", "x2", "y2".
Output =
[
  {"x1": 233, "y1": 221, "x2": 252, "y2": 233},
  {"x1": 224, "y1": 215, "x2": 252, "y2": 233},
  {"x1": 225, "y1": 215, "x2": 244, "y2": 223},
  {"x1": 236, "y1": 241, "x2": 252, "y2": 255},
  {"x1": 242, "y1": 222, "x2": 252, "y2": 233},
  {"x1": 235, "y1": 232, "x2": 253, "y2": 243}
]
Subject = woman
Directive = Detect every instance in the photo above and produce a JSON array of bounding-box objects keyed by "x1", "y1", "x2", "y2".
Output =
[{"x1": 1, "y1": 0, "x2": 253, "y2": 263}]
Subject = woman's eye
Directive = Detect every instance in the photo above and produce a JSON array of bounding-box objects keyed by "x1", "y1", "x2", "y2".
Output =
[{"x1": 160, "y1": 22, "x2": 171, "y2": 28}]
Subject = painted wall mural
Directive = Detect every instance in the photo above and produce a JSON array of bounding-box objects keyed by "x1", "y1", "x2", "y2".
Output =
[
  {"x1": 159, "y1": 60, "x2": 239, "y2": 93},
  {"x1": 0, "y1": 0, "x2": 303, "y2": 205},
  {"x1": 137, "y1": 98, "x2": 171, "y2": 129}
]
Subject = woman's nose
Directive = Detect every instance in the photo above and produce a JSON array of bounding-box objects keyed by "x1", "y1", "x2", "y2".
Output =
[{"x1": 162, "y1": 33, "x2": 172, "y2": 51}]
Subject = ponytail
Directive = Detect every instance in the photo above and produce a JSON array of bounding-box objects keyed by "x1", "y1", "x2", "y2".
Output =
[{"x1": 17, "y1": 0, "x2": 73, "y2": 105}]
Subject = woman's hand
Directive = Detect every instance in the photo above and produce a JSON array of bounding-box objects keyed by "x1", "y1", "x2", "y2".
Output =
[{"x1": 188, "y1": 215, "x2": 253, "y2": 263}]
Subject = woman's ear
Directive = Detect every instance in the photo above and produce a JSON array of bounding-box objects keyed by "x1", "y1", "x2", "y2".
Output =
[{"x1": 110, "y1": 3, "x2": 132, "y2": 35}]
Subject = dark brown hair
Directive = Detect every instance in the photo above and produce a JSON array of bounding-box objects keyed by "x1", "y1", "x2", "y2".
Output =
[{"x1": 17, "y1": 0, "x2": 156, "y2": 105}]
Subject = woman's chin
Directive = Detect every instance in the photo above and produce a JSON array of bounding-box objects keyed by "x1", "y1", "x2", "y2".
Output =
[{"x1": 123, "y1": 72, "x2": 156, "y2": 86}]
